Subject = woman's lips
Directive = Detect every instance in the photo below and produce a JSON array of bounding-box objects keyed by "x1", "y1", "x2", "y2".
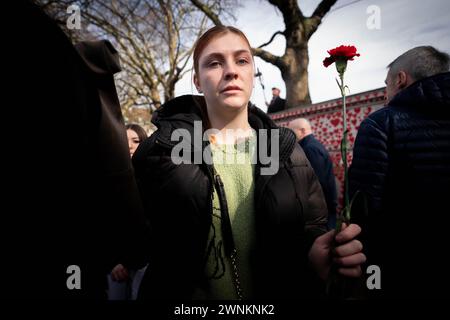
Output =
[
  {"x1": 221, "y1": 86, "x2": 242, "y2": 94},
  {"x1": 221, "y1": 85, "x2": 242, "y2": 93}
]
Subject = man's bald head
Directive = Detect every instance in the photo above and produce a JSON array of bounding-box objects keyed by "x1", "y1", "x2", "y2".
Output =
[{"x1": 288, "y1": 118, "x2": 312, "y2": 141}]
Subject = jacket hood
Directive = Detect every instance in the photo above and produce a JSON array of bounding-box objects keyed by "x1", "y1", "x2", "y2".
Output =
[
  {"x1": 389, "y1": 72, "x2": 450, "y2": 113},
  {"x1": 75, "y1": 40, "x2": 122, "y2": 76},
  {"x1": 151, "y1": 95, "x2": 296, "y2": 161}
]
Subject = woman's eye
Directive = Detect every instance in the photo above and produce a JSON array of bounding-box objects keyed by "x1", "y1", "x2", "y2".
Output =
[
  {"x1": 132, "y1": 139, "x2": 140, "y2": 143},
  {"x1": 237, "y1": 58, "x2": 249, "y2": 65},
  {"x1": 208, "y1": 61, "x2": 221, "y2": 68}
]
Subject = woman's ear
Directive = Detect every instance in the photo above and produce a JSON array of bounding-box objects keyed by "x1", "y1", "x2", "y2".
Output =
[{"x1": 193, "y1": 74, "x2": 202, "y2": 93}]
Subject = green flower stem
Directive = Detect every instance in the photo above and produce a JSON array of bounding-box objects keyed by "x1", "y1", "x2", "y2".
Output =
[{"x1": 336, "y1": 72, "x2": 350, "y2": 234}]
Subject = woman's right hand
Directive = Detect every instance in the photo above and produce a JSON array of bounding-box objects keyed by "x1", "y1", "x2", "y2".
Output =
[
  {"x1": 111, "y1": 264, "x2": 129, "y2": 282},
  {"x1": 308, "y1": 223, "x2": 365, "y2": 281}
]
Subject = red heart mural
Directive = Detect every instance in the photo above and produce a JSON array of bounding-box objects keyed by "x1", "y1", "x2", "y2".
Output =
[{"x1": 331, "y1": 118, "x2": 340, "y2": 127}]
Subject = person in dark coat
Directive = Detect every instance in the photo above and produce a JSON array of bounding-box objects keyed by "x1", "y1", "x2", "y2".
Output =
[
  {"x1": 349, "y1": 46, "x2": 450, "y2": 299},
  {"x1": 133, "y1": 25, "x2": 365, "y2": 300},
  {"x1": 289, "y1": 118, "x2": 338, "y2": 229},
  {"x1": 3, "y1": 1, "x2": 148, "y2": 298},
  {"x1": 266, "y1": 87, "x2": 286, "y2": 113}
]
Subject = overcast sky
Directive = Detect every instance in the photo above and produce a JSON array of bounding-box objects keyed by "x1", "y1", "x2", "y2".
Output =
[{"x1": 175, "y1": 0, "x2": 450, "y2": 112}]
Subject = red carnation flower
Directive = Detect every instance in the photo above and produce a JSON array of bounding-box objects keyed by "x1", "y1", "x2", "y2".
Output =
[
  {"x1": 323, "y1": 56, "x2": 336, "y2": 67},
  {"x1": 323, "y1": 45, "x2": 360, "y2": 68}
]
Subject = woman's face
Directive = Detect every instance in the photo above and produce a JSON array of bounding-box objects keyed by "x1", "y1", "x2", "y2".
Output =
[
  {"x1": 194, "y1": 32, "x2": 254, "y2": 112},
  {"x1": 127, "y1": 129, "x2": 140, "y2": 157}
]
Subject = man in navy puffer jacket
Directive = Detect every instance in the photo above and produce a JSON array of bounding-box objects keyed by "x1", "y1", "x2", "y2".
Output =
[{"x1": 349, "y1": 46, "x2": 450, "y2": 299}]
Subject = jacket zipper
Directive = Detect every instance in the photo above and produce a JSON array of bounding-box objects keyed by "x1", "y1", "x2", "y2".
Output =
[{"x1": 212, "y1": 169, "x2": 243, "y2": 300}]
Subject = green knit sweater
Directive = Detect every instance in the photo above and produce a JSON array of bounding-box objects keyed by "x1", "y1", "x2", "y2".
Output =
[{"x1": 193, "y1": 132, "x2": 257, "y2": 300}]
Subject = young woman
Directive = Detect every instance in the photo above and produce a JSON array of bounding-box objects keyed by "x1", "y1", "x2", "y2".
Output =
[
  {"x1": 126, "y1": 123, "x2": 149, "y2": 158},
  {"x1": 132, "y1": 26, "x2": 365, "y2": 300}
]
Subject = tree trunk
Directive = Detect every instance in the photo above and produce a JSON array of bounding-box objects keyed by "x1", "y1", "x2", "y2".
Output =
[{"x1": 283, "y1": 46, "x2": 311, "y2": 108}]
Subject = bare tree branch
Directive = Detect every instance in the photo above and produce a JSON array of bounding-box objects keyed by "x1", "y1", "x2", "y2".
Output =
[
  {"x1": 268, "y1": 0, "x2": 303, "y2": 33},
  {"x1": 257, "y1": 30, "x2": 284, "y2": 48},
  {"x1": 180, "y1": 67, "x2": 193, "y2": 80},
  {"x1": 252, "y1": 47, "x2": 285, "y2": 70},
  {"x1": 305, "y1": 0, "x2": 338, "y2": 39},
  {"x1": 312, "y1": 0, "x2": 339, "y2": 19},
  {"x1": 190, "y1": 0, "x2": 223, "y2": 26}
]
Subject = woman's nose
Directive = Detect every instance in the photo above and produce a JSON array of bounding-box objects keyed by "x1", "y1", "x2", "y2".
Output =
[{"x1": 224, "y1": 64, "x2": 238, "y2": 80}]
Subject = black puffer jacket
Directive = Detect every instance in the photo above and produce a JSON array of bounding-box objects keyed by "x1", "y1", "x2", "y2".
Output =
[
  {"x1": 349, "y1": 72, "x2": 450, "y2": 298},
  {"x1": 133, "y1": 95, "x2": 328, "y2": 299}
]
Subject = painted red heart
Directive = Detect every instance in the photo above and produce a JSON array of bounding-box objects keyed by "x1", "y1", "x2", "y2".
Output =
[{"x1": 330, "y1": 118, "x2": 340, "y2": 127}]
